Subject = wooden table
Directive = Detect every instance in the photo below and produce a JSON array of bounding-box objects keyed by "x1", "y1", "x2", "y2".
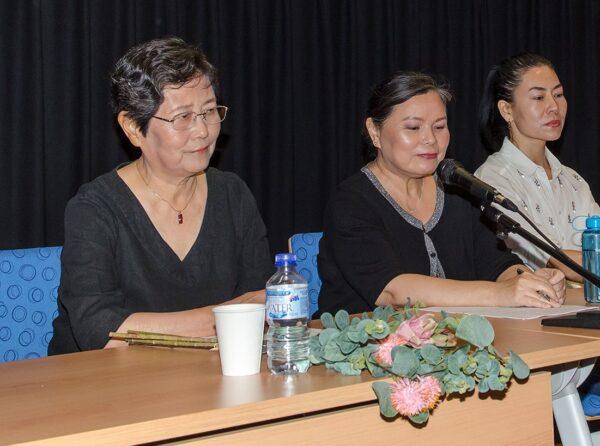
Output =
[{"x1": 1, "y1": 292, "x2": 599, "y2": 446}]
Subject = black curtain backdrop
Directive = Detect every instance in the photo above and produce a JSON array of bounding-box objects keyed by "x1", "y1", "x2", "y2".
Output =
[{"x1": 2, "y1": 1, "x2": 600, "y2": 254}]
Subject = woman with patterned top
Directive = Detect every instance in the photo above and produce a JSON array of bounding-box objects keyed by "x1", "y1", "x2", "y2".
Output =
[
  {"x1": 476, "y1": 53, "x2": 600, "y2": 281},
  {"x1": 317, "y1": 72, "x2": 566, "y2": 316}
]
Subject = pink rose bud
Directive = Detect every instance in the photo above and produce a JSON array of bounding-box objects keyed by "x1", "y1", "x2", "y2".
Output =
[{"x1": 395, "y1": 314, "x2": 438, "y2": 348}]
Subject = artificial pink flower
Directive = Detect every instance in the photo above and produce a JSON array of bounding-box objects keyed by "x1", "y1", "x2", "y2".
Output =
[
  {"x1": 390, "y1": 376, "x2": 442, "y2": 417},
  {"x1": 374, "y1": 334, "x2": 407, "y2": 366},
  {"x1": 395, "y1": 314, "x2": 438, "y2": 348}
]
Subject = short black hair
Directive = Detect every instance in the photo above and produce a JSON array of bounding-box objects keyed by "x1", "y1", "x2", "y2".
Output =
[
  {"x1": 479, "y1": 52, "x2": 554, "y2": 152},
  {"x1": 110, "y1": 36, "x2": 217, "y2": 135}
]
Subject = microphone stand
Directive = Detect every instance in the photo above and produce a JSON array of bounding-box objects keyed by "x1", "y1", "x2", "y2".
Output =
[{"x1": 481, "y1": 203, "x2": 600, "y2": 288}]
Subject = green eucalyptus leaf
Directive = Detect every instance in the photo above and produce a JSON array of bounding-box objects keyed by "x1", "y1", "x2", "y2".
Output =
[
  {"x1": 456, "y1": 315, "x2": 495, "y2": 349},
  {"x1": 333, "y1": 361, "x2": 362, "y2": 376},
  {"x1": 420, "y1": 344, "x2": 443, "y2": 365},
  {"x1": 295, "y1": 360, "x2": 311, "y2": 373},
  {"x1": 457, "y1": 344, "x2": 470, "y2": 355},
  {"x1": 478, "y1": 377, "x2": 490, "y2": 393},
  {"x1": 357, "y1": 319, "x2": 374, "y2": 333},
  {"x1": 346, "y1": 327, "x2": 363, "y2": 343},
  {"x1": 444, "y1": 372, "x2": 475, "y2": 395},
  {"x1": 351, "y1": 317, "x2": 361, "y2": 326},
  {"x1": 366, "y1": 358, "x2": 389, "y2": 378},
  {"x1": 509, "y1": 351, "x2": 530, "y2": 379},
  {"x1": 474, "y1": 350, "x2": 491, "y2": 365},
  {"x1": 499, "y1": 365, "x2": 513, "y2": 379},
  {"x1": 319, "y1": 327, "x2": 340, "y2": 346},
  {"x1": 309, "y1": 334, "x2": 321, "y2": 350},
  {"x1": 369, "y1": 321, "x2": 390, "y2": 340},
  {"x1": 334, "y1": 310, "x2": 350, "y2": 330},
  {"x1": 373, "y1": 306, "x2": 384, "y2": 321},
  {"x1": 336, "y1": 334, "x2": 359, "y2": 355},
  {"x1": 487, "y1": 375, "x2": 505, "y2": 392},
  {"x1": 466, "y1": 374, "x2": 476, "y2": 392},
  {"x1": 322, "y1": 340, "x2": 346, "y2": 362},
  {"x1": 388, "y1": 320, "x2": 400, "y2": 333},
  {"x1": 348, "y1": 348, "x2": 367, "y2": 370},
  {"x1": 309, "y1": 350, "x2": 323, "y2": 364},
  {"x1": 361, "y1": 312, "x2": 370, "y2": 320},
  {"x1": 418, "y1": 363, "x2": 434, "y2": 375},
  {"x1": 447, "y1": 355, "x2": 461, "y2": 375},
  {"x1": 487, "y1": 345, "x2": 499, "y2": 357},
  {"x1": 409, "y1": 411, "x2": 429, "y2": 424},
  {"x1": 364, "y1": 343, "x2": 379, "y2": 355},
  {"x1": 320, "y1": 312, "x2": 336, "y2": 329},
  {"x1": 455, "y1": 348, "x2": 470, "y2": 367},
  {"x1": 488, "y1": 359, "x2": 501, "y2": 376},
  {"x1": 462, "y1": 356, "x2": 477, "y2": 375},
  {"x1": 432, "y1": 363, "x2": 448, "y2": 373},
  {"x1": 444, "y1": 316, "x2": 460, "y2": 331},
  {"x1": 372, "y1": 381, "x2": 398, "y2": 418},
  {"x1": 391, "y1": 346, "x2": 420, "y2": 378},
  {"x1": 391, "y1": 311, "x2": 406, "y2": 323},
  {"x1": 382, "y1": 305, "x2": 395, "y2": 321}
]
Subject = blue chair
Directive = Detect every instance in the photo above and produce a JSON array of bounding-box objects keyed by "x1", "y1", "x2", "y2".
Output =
[
  {"x1": 289, "y1": 232, "x2": 323, "y2": 318},
  {"x1": 0, "y1": 247, "x2": 61, "y2": 362}
]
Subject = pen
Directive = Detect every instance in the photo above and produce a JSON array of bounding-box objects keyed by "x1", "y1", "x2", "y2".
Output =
[{"x1": 516, "y1": 268, "x2": 551, "y2": 302}]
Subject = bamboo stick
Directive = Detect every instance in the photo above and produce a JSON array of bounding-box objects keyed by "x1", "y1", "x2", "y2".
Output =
[
  {"x1": 127, "y1": 338, "x2": 218, "y2": 349},
  {"x1": 109, "y1": 331, "x2": 218, "y2": 349}
]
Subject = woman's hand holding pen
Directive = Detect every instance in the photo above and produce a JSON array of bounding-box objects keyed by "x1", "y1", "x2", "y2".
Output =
[
  {"x1": 495, "y1": 266, "x2": 565, "y2": 308},
  {"x1": 533, "y1": 268, "x2": 566, "y2": 304}
]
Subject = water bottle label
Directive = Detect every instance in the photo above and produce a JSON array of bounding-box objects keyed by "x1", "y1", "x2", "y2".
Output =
[{"x1": 266, "y1": 285, "x2": 308, "y2": 324}]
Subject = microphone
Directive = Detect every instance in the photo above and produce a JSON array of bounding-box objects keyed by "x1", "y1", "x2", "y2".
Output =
[{"x1": 436, "y1": 159, "x2": 518, "y2": 212}]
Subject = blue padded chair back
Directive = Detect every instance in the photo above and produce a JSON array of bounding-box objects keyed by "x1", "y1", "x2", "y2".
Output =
[
  {"x1": 0, "y1": 247, "x2": 61, "y2": 362},
  {"x1": 289, "y1": 232, "x2": 323, "y2": 318}
]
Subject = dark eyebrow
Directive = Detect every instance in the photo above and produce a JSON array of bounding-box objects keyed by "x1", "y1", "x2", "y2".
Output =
[
  {"x1": 528, "y1": 83, "x2": 563, "y2": 93},
  {"x1": 401, "y1": 116, "x2": 447, "y2": 122}
]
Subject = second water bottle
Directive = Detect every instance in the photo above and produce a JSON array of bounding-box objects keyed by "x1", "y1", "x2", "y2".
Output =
[{"x1": 265, "y1": 253, "x2": 310, "y2": 375}]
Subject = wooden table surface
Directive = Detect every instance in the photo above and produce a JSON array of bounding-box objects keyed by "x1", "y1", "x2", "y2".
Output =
[{"x1": 1, "y1": 289, "x2": 598, "y2": 446}]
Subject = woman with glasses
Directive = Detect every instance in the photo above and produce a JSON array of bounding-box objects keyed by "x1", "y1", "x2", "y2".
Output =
[
  {"x1": 49, "y1": 37, "x2": 272, "y2": 354},
  {"x1": 317, "y1": 72, "x2": 566, "y2": 316}
]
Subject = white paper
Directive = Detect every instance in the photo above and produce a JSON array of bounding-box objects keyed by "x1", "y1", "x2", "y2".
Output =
[{"x1": 422, "y1": 305, "x2": 597, "y2": 320}]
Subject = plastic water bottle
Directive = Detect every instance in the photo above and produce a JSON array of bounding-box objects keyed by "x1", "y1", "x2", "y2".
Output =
[
  {"x1": 265, "y1": 253, "x2": 310, "y2": 375},
  {"x1": 582, "y1": 215, "x2": 600, "y2": 303}
]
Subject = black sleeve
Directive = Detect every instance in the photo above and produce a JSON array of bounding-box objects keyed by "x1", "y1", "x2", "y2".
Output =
[
  {"x1": 59, "y1": 196, "x2": 131, "y2": 350},
  {"x1": 471, "y1": 205, "x2": 522, "y2": 281},
  {"x1": 326, "y1": 188, "x2": 407, "y2": 308},
  {"x1": 232, "y1": 179, "x2": 273, "y2": 294}
]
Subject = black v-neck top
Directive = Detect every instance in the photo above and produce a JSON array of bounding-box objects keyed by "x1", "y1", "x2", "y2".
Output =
[
  {"x1": 49, "y1": 167, "x2": 273, "y2": 354},
  {"x1": 316, "y1": 169, "x2": 521, "y2": 316}
]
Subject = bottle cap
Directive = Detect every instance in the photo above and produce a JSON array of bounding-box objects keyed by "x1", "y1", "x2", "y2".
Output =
[
  {"x1": 274, "y1": 253, "x2": 297, "y2": 267},
  {"x1": 586, "y1": 216, "x2": 600, "y2": 230}
]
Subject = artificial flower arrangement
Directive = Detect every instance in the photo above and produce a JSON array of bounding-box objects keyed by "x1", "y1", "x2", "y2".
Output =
[{"x1": 309, "y1": 305, "x2": 530, "y2": 424}]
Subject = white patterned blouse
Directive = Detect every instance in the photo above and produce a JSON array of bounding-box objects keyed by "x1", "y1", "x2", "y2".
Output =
[{"x1": 475, "y1": 137, "x2": 600, "y2": 270}]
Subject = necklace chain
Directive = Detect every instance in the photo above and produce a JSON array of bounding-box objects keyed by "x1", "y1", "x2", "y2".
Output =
[{"x1": 136, "y1": 161, "x2": 197, "y2": 224}]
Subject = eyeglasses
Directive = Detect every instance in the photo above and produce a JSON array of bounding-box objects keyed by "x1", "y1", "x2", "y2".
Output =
[{"x1": 152, "y1": 106, "x2": 228, "y2": 131}]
